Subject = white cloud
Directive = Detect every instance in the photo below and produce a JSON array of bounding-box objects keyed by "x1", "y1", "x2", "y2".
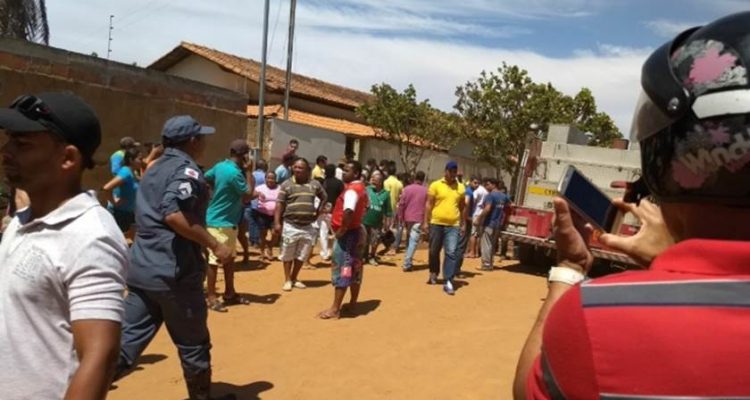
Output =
[
  {"x1": 644, "y1": 19, "x2": 701, "y2": 38},
  {"x1": 45, "y1": 0, "x2": 647, "y2": 136}
]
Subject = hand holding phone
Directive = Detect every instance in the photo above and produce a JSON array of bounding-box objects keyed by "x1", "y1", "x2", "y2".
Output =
[{"x1": 557, "y1": 166, "x2": 622, "y2": 233}]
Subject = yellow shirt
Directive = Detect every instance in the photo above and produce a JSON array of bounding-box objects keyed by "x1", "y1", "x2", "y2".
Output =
[
  {"x1": 428, "y1": 178, "x2": 465, "y2": 226},
  {"x1": 312, "y1": 165, "x2": 325, "y2": 180},
  {"x1": 383, "y1": 175, "x2": 403, "y2": 213}
]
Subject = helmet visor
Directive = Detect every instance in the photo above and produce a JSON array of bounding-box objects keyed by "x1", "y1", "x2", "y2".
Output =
[{"x1": 629, "y1": 90, "x2": 675, "y2": 143}]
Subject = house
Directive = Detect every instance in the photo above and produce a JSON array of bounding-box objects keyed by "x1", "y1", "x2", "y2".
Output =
[{"x1": 148, "y1": 42, "x2": 498, "y2": 179}]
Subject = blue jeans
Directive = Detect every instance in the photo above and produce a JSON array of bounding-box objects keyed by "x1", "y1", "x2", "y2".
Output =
[
  {"x1": 428, "y1": 224, "x2": 460, "y2": 282},
  {"x1": 402, "y1": 222, "x2": 422, "y2": 270},
  {"x1": 245, "y1": 207, "x2": 260, "y2": 246},
  {"x1": 393, "y1": 222, "x2": 404, "y2": 250},
  {"x1": 117, "y1": 286, "x2": 211, "y2": 379}
]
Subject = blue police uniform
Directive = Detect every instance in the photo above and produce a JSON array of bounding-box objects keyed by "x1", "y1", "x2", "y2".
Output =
[{"x1": 115, "y1": 116, "x2": 224, "y2": 399}]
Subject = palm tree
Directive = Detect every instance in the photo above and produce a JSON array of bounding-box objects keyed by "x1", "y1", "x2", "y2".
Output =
[{"x1": 0, "y1": 0, "x2": 49, "y2": 45}]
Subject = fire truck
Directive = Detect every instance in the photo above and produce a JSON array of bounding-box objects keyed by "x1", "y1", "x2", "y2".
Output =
[{"x1": 502, "y1": 124, "x2": 642, "y2": 268}]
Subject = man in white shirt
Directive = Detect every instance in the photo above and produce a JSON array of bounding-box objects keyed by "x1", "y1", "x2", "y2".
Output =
[
  {"x1": 468, "y1": 178, "x2": 489, "y2": 258},
  {"x1": 0, "y1": 92, "x2": 128, "y2": 399}
]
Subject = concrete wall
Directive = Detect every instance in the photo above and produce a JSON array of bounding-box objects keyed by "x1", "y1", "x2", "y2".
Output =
[
  {"x1": 0, "y1": 38, "x2": 248, "y2": 189},
  {"x1": 267, "y1": 119, "x2": 347, "y2": 167},
  {"x1": 163, "y1": 54, "x2": 362, "y2": 123}
]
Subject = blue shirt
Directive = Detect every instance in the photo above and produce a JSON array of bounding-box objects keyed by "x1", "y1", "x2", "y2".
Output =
[
  {"x1": 275, "y1": 164, "x2": 290, "y2": 184},
  {"x1": 205, "y1": 160, "x2": 249, "y2": 228},
  {"x1": 114, "y1": 166, "x2": 138, "y2": 213},
  {"x1": 110, "y1": 150, "x2": 124, "y2": 175},
  {"x1": 250, "y1": 169, "x2": 266, "y2": 210},
  {"x1": 128, "y1": 147, "x2": 210, "y2": 291},
  {"x1": 484, "y1": 191, "x2": 511, "y2": 229},
  {"x1": 465, "y1": 186, "x2": 474, "y2": 219}
]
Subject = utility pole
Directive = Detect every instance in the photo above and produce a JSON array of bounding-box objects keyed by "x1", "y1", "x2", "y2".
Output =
[
  {"x1": 107, "y1": 15, "x2": 114, "y2": 60},
  {"x1": 256, "y1": 0, "x2": 270, "y2": 161},
  {"x1": 283, "y1": 0, "x2": 297, "y2": 120}
]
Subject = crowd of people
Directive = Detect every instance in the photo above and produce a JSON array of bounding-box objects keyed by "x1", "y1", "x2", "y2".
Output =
[{"x1": 2, "y1": 10, "x2": 750, "y2": 400}]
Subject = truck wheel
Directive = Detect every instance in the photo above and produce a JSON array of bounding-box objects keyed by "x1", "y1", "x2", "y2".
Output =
[{"x1": 517, "y1": 243, "x2": 535, "y2": 266}]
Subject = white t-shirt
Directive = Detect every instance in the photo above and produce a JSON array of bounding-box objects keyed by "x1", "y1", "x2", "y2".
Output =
[
  {"x1": 472, "y1": 185, "x2": 489, "y2": 220},
  {"x1": 0, "y1": 192, "x2": 128, "y2": 399}
]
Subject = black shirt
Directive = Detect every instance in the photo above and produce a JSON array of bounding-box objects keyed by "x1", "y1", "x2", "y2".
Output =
[{"x1": 323, "y1": 177, "x2": 344, "y2": 207}]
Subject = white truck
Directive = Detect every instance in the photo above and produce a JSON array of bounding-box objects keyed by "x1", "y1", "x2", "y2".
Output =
[{"x1": 502, "y1": 124, "x2": 642, "y2": 268}]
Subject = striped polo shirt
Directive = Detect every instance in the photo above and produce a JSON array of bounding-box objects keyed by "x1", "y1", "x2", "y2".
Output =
[
  {"x1": 278, "y1": 178, "x2": 325, "y2": 225},
  {"x1": 528, "y1": 239, "x2": 750, "y2": 399}
]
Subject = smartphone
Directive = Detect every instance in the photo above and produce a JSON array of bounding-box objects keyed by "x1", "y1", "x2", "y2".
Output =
[{"x1": 557, "y1": 165, "x2": 621, "y2": 233}]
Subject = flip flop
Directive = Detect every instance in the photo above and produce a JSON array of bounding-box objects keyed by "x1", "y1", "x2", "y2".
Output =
[
  {"x1": 317, "y1": 310, "x2": 340, "y2": 320},
  {"x1": 208, "y1": 298, "x2": 228, "y2": 313},
  {"x1": 223, "y1": 294, "x2": 251, "y2": 305}
]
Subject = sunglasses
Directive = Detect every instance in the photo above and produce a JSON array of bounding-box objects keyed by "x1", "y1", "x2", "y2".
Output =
[{"x1": 11, "y1": 95, "x2": 70, "y2": 139}]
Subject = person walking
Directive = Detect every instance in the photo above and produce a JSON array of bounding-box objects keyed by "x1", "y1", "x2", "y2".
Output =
[
  {"x1": 317, "y1": 161, "x2": 368, "y2": 320},
  {"x1": 254, "y1": 171, "x2": 281, "y2": 261},
  {"x1": 115, "y1": 115, "x2": 235, "y2": 400},
  {"x1": 363, "y1": 171, "x2": 392, "y2": 266},
  {"x1": 110, "y1": 136, "x2": 141, "y2": 175},
  {"x1": 0, "y1": 92, "x2": 128, "y2": 399},
  {"x1": 422, "y1": 161, "x2": 465, "y2": 295},
  {"x1": 398, "y1": 171, "x2": 428, "y2": 272},
  {"x1": 204, "y1": 139, "x2": 255, "y2": 312},
  {"x1": 319, "y1": 163, "x2": 344, "y2": 261},
  {"x1": 101, "y1": 147, "x2": 143, "y2": 239},
  {"x1": 274, "y1": 158, "x2": 327, "y2": 291},
  {"x1": 383, "y1": 162, "x2": 403, "y2": 255}
]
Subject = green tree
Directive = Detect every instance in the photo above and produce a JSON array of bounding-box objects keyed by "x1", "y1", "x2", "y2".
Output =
[
  {"x1": 0, "y1": 0, "x2": 49, "y2": 44},
  {"x1": 455, "y1": 63, "x2": 621, "y2": 194},
  {"x1": 357, "y1": 83, "x2": 459, "y2": 176}
]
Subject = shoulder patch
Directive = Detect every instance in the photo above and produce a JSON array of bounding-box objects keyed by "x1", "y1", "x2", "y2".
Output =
[
  {"x1": 184, "y1": 167, "x2": 200, "y2": 179},
  {"x1": 178, "y1": 182, "x2": 193, "y2": 196}
]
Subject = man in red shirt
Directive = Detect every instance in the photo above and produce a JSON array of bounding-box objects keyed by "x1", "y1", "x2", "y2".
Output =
[
  {"x1": 515, "y1": 11, "x2": 750, "y2": 399},
  {"x1": 318, "y1": 161, "x2": 368, "y2": 320}
]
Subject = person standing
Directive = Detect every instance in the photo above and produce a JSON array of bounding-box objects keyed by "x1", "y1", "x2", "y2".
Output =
[
  {"x1": 456, "y1": 175, "x2": 478, "y2": 275},
  {"x1": 254, "y1": 171, "x2": 281, "y2": 261},
  {"x1": 468, "y1": 177, "x2": 488, "y2": 258},
  {"x1": 275, "y1": 152, "x2": 294, "y2": 184},
  {"x1": 362, "y1": 171, "x2": 392, "y2": 266},
  {"x1": 383, "y1": 162, "x2": 403, "y2": 255},
  {"x1": 475, "y1": 179, "x2": 510, "y2": 271},
  {"x1": 116, "y1": 115, "x2": 235, "y2": 400},
  {"x1": 319, "y1": 163, "x2": 344, "y2": 261},
  {"x1": 0, "y1": 92, "x2": 128, "y2": 399},
  {"x1": 101, "y1": 147, "x2": 143, "y2": 239},
  {"x1": 274, "y1": 158, "x2": 327, "y2": 291},
  {"x1": 204, "y1": 139, "x2": 255, "y2": 312},
  {"x1": 422, "y1": 161, "x2": 465, "y2": 295},
  {"x1": 398, "y1": 171, "x2": 428, "y2": 272},
  {"x1": 110, "y1": 136, "x2": 141, "y2": 175},
  {"x1": 312, "y1": 155, "x2": 327, "y2": 181},
  {"x1": 246, "y1": 159, "x2": 268, "y2": 247},
  {"x1": 317, "y1": 161, "x2": 368, "y2": 319}
]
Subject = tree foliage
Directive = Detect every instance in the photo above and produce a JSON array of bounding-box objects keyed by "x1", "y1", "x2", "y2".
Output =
[
  {"x1": 454, "y1": 63, "x2": 620, "y2": 191},
  {"x1": 357, "y1": 83, "x2": 459, "y2": 175},
  {"x1": 0, "y1": 0, "x2": 49, "y2": 45}
]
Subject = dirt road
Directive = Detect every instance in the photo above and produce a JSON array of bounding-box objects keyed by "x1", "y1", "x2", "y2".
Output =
[{"x1": 108, "y1": 248, "x2": 547, "y2": 400}]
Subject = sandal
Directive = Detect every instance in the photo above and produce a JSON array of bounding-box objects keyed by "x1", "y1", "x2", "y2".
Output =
[
  {"x1": 223, "y1": 293, "x2": 251, "y2": 305},
  {"x1": 317, "y1": 310, "x2": 340, "y2": 320},
  {"x1": 208, "y1": 298, "x2": 228, "y2": 313}
]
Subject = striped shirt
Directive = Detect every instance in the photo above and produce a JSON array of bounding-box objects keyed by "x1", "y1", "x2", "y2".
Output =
[
  {"x1": 278, "y1": 178, "x2": 325, "y2": 225},
  {"x1": 528, "y1": 239, "x2": 750, "y2": 399}
]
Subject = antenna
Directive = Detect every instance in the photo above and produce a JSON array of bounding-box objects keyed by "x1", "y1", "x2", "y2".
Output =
[{"x1": 107, "y1": 15, "x2": 114, "y2": 60}]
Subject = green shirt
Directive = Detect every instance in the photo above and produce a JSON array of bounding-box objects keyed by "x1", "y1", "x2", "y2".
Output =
[
  {"x1": 362, "y1": 186, "x2": 392, "y2": 228},
  {"x1": 205, "y1": 159, "x2": 248, "y2": 227}
]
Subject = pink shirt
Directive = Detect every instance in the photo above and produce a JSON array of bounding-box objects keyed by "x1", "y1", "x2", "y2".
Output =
[
  {"x1": 256, "y1": 184, "x2": 280, "y2": 216},
  {"x1": 397, "y1": 182, "x2": 428, "y2": 223}
]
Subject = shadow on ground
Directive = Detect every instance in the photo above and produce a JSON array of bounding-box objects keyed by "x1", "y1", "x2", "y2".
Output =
[
  {"x1": 340, "y1": 299, "x2": 381, "y2": 319},
  {"x1": 498, "y1": 261, "x2": 547, "y2": 277},
  {"x1": 226, "y1": 292, "x2": 281, "y2": 307},
  {"x1": 298, "y1": 279, "x2": 330, "y2": 288},
  {"x1": 207, "y1": 380, "x2": 274, "y2": 400},
  {"x1": 109, "y1": 353, "x2": 169, "y2": 390}
]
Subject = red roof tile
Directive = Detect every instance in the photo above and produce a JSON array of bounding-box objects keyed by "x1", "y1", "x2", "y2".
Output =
[{"x1": 247, "y1": 105, "x2": 376, "y2": 138}]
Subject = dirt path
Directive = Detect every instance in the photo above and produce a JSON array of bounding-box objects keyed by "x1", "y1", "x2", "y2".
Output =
[{"x1": 108, "y1": 248, "x2": 547, "y2": 400}]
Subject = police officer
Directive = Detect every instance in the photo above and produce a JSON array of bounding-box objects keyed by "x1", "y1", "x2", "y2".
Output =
[{"x1": 115, "y1": 115, "x2": 235, "y2": 400}]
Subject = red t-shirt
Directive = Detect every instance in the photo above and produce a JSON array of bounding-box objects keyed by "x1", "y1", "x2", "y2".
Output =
[{"x1": 528, "y1": 239, "x2": 750, "y2": 399}]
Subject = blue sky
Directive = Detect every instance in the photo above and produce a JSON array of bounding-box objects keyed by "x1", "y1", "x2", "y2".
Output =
[{"x1": 47, "y1": 0, "x2": 750, "y2": 135}]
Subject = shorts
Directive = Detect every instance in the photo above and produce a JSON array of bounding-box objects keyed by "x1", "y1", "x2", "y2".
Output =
[
  {"x1": 472, "y1": 221, "x2": 484, "y2": 237},
  {"x1": 280, "y1": 222, "x2": 316, "y2": 262},
  {"x1": 253, "y1": 211, "x2": 274, "y2": 231},
  {"x1": 113, "y1": 209, "x2": 135, "y2": 233},
  {"x1": 207, "y1": 226, "x2": 238, "y2": 265},
  {"x1": 331, "y1": 226, "x2": 365, "y2": 288}
]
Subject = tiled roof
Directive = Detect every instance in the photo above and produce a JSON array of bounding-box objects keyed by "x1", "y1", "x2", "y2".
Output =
[
  {"x1": 150, "y1": 42, "x2": 372, "y2": 110},
  {"x1": 247, "y1": 105, "x2": 376, "y2": 138}
]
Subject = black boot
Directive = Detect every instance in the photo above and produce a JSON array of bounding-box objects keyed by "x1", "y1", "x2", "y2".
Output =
[{"x1": 185, "y1": 370, "x2": 236, "y2": 400}]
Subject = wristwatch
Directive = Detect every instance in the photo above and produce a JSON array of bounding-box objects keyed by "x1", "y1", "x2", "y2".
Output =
[{"x1": 548, "y1": 266, "x2": 586, "y2": 286}]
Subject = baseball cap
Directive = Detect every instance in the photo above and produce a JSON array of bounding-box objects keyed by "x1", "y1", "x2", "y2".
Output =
[
  {"x1": 120, "y1": 136, "x2": 141, "y2": 148},
  {"x1": 230, "y1": 138, "x2": 250, "y2": 155},
  {"x1": 445, "y1": 160, "x2": 458, "y2": 170},
  {"x1": 161, "y1": 115, "x2": 215, "y2": 142},
  {"x1": 0, "y1": 92, "x2": 101, "y2": 169}
]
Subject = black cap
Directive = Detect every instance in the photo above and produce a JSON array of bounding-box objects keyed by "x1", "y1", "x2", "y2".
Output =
[{"x1": 0, "y1": 92, "x2": 101, "y2": 168}]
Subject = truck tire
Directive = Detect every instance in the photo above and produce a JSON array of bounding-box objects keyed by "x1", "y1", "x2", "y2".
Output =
[{"x1": 517, "y1": 243, "x2": 535, "y2": 266}]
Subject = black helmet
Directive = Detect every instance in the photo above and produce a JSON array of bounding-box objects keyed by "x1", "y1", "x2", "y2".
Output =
[{"x1": 632, "y1": 11, "x2": 750, "y2": 206}]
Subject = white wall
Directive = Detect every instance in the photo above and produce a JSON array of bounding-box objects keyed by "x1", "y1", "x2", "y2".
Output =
[{"x1": 268, "y1": 119, "x2": 347, "y2": 167}]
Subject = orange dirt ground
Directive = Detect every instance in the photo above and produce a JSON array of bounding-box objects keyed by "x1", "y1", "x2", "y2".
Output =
[{"x1": 108, "y1": 246, "x2": 548, "y2": 400}]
